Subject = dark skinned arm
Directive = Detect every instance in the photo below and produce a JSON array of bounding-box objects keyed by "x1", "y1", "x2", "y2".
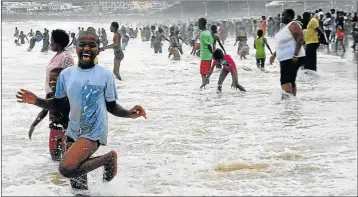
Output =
[
  {"x1": 34, "y1": 97, "x2": 68, "y2": 111},
  {"x1": 67, "y1": 38, "x2": 74, "y2": 47},
  {"x1": 289, "y1": 22, "x2": 304, "y2": 56},
  {"x1": 264, "y1": 38, "x2": 273, "y2": 54},
  {"x1": 30, "y1": 109, "x2": 48, "y2": 128},
  {"x1": 179, "y1": 37, "x2": 188, "y2": 45},
  {"x1": 315, "y1": 26, "x2": 325, "y2": 36},
  {"x1": 162, "y1": 35, "x2": 170, "y2": 42},
  {"x1": 207, "y1": 44, "x2": 213, "y2": 54},
  {"x1": 102, "y1": 34, "x2": 121, "y2": 50},
  {"x1": 106, "y1": 101, "x2": 132, "y2": 118},
  {"x1": 217, "y1": 38, "x2": 226, "y2": 53}
]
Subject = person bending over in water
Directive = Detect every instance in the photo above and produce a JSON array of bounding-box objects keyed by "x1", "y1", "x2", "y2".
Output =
[
  {"x1": 28, "y1": 30, "x2": 43, "y2": 52},
  {"x1": 202, "y1": 49, "x2": 246, "y2": 92},
  {"x1": 169, "y1": 47, "x2": 181, "y2": 60},
  {"x1": 28, "y1": 67, "x2": 68, "y2": 161},
  {"x1": 16, "y1": 31, "x2": 146, "y2": 191},
  {"x1": 101, "y1": 22, "x2": 124, "y2": 80}
]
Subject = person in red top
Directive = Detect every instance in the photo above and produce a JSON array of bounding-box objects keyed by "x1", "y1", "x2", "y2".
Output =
[
  {"x1": 336, "y1": 25, "x2": 346, "y2": 52},
  {"x1": 260, "y1": 16, "x2": 267, "y2": 36},
  {"x1": 203, "y1": 49, "x2": 246, "y2": 92}
]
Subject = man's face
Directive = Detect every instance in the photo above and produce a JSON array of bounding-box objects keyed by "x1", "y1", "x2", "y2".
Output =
[{"x1": 76, "y1": 33, "x2": 99, "y2": 66}]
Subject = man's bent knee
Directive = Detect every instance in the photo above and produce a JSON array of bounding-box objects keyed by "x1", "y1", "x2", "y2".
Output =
[{"x1": 58, "y1": 161, "x2": 78, "y2": 178}]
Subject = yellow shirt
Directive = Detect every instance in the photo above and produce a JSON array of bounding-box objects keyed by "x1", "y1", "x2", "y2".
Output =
[
  {"x1": 304, "y1": 18, "x2": 319, "y2": 44},
  {"x1": 94, "y1": 57, "x2": 98, "y2": 64}
]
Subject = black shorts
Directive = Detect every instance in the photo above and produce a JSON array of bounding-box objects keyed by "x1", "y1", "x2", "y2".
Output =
[
  {"x1": 114, "y1": 50, "x2": 124, "y2": 61},
  {"x1": 66, "y1": 136, "x2": 100, "y2": 148},
  {"x1": 280, "y1": 57, "x2": 304, "y2": 88}
]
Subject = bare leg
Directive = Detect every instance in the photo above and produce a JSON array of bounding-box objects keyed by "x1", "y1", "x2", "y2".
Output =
[
  {"x1": 292, "y1": 86, "x2": 297, "y2": 96},
  {"x1": 113, "y1": 60, "x2": 121, "y2": 80},
  {"x1": 201, "y1": 74, "x2": 206, "y2": 84},
  {"x1": 59, "y1": 138, "x2": 117, "y2": 182},
  {"x1": 281, "y1": 83, "x2": 293, "y2": 94}
]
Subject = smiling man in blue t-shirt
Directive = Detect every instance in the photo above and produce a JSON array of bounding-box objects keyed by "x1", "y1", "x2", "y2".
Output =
[{"x1": 16, "y1": 31, "x2": 146, "y2": 191}]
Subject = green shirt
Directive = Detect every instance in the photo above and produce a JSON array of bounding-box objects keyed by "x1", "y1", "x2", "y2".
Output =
[
  {"x1": 200, "y1": 30, "x2": 214, "y2": 60},
  {"x1": 255, "y1": 37, "x2": 266, "y2": 59}
]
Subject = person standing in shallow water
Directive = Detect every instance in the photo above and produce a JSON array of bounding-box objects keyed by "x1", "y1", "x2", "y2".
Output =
[
  {"x1": 14, "y1": 27, "x2": 19, "y2": 37},
  {"x1": 101, "y1": 22, "x2": 124, "y2": 80},
  {"x1": 16, "y1": 31, "x2": 146, "y2": 190},
  {"x1": 18, "y1": 31, "x2": 29, "y2": 45},
  {"x1": 198, "y1": 18, "x2": 214, "y2": 87},
  {"x1": 270, "y1": 9, "x2": 305, "y2": 97}
]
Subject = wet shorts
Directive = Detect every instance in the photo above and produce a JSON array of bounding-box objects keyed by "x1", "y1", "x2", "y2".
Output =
[
  {"x1": 65, "y1": 136, "x2": 100, "y2": 148},
  {"x1": 114, "y1": 50, "x2": 124, "y2": 61},
  {"x1": 49, "y1": 129, "x2": 66, "y2": 153},
  {"x1": 200, "y1": 60, "x2": 212, "y2": 75},
  {"x1": 280, "y1": 57, "x2": 304, "y2": 88}
]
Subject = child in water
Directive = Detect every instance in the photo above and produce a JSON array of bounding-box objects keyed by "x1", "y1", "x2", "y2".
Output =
[
  {"x1": 336, "y1": 26, "x2": 346, "y2": 52},
  {"x1": 240, "y1": 43, "x2": 250, "y2": 59},
  {"x1": 204, "y1": 49, "x2": 246, "y2": 92},
  {"x1": 234, "y1": 26, "x2": 247, "y2": 55},
  {"x1": 169, "y1": 47, "x2": 180, "y2": 61},
  {"x1": 254, "y1": 29, "x2": 272, "y2": 69},
  {"x1": 15, "y1": 39, "x2": 21, "y2": 46},
  {"x1": 28, "y1": 67, "x2": 69, "y2": 161}
]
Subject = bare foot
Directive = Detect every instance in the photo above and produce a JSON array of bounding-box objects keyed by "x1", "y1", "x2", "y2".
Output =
[{"x1": 103, "y1": 151, "x2": 117, "y2": 182}]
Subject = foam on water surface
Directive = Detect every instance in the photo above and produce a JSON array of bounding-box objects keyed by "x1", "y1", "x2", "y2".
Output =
[{"x1": 2, "y1": 21, "x2": 357, "y2": 196}]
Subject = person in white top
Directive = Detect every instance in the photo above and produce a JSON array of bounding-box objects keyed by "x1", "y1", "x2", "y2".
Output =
[
  {"x1": 270, "y1": 9, "x2": 305, "y2": 97},
  {"x1": 323, "y1": 12, "x2": 333, "y2": 43}
]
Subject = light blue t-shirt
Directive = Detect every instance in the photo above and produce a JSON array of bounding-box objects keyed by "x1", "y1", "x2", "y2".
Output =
[{"x1": 55, "y1": 65, "x2": 118, "y2": 145}]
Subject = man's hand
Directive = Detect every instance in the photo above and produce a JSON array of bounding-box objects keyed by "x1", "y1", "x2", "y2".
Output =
[
  {"x1": 16, "y1": 89, "x2": 37, "y2": 104},
  {"x1": 232, "y1": 83, "x2": 246, "y2": 92},
  {"x1": 129, "y1": 105, "x2": 147, "y2": 119},
  {"x1": 292, "y1": 55, "x2": 298, "y2": 64},
  {"x1": 269, "y1": 54, "x2": 276, "y2": 65}
]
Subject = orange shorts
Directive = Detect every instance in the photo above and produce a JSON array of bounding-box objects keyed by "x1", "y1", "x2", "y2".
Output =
[{"x1": 200, "y1": 60, "x2": 212, "y2": 75}]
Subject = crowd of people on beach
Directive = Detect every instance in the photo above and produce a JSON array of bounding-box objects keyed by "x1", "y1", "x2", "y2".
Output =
[{"x1": 14, "y1": 7, "x2": 358, "y2": 193}]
